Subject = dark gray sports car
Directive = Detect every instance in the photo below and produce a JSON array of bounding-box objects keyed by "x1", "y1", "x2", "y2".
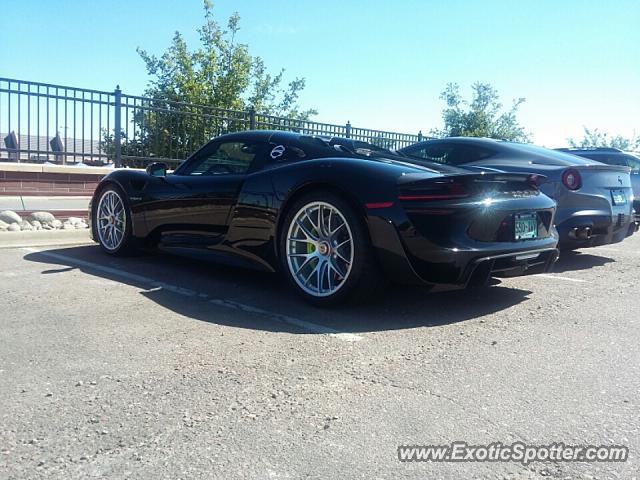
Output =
[
  {"x1": 556, "y1": 147, "x2": 640, "y2": 221},
  {"x1": 401, "y1": 138, "x2": 638, "y2": 249},
  {"x1": 89, "y1": 131, "x2": 560, "y2": 305}
]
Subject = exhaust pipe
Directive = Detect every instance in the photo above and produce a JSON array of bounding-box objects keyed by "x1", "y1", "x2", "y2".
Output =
[
  {"x1": 568, "y1": 226, "x2": 592, "y2": 240},
  {"x1": 577, "y1": 227, "x2": 592, "y2": 240}
]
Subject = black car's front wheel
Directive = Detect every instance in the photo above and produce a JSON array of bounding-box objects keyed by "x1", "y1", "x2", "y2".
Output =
[
  {"x1": 93, "y1": 184, "x2": 136, "y2": 255},
  {"x1": 280, "y1": 192, "x2": 382, "y2": 306}
]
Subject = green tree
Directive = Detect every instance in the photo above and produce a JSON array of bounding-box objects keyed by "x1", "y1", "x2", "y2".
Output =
[
  {"x1": 432, "y1": 82, "x2": 529, "y2": 142},
  {"x1": 568, "y1": 127, "x2": 639, "y2": 150},
  {"x1": 111, "y1": 1, "x2": 316, "y2": 165}
]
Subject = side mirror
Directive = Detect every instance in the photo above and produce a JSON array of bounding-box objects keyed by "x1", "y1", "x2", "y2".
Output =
[{"x1": 146, "y1": 162, "x2": 167, "y2": 177}]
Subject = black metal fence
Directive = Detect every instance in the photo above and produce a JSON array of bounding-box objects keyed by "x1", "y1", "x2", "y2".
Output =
[{"x1": 0, "y1": 77, "x2": 427, "y2": 167}]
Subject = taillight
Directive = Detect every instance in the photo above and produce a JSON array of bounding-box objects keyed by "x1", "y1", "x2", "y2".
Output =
[
  {"x1": 562, "y1": 169, "x2": 582, "y2": 190},
  {"x1": 398, "y1": 182, "x2": 469, "y2": 201}
]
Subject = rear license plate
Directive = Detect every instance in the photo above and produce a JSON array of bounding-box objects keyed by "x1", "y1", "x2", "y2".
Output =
[
  {"x1": 611, "y1": 189, "x2": 626, "y2": 205},
  {"x1": 514, "y1": 213, "x2": 538, "y2": 240}
]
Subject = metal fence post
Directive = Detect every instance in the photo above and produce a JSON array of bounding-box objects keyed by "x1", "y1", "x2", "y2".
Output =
[
  {"x1": 114, "y1": 85, "x2": 122, "y2": 168},
  {"x1": 249, "y1": 107, "x2": 256, "y2": 130},
  {"x1": 345, "y1": 121, "x2": 351, "y2": 139},
  {"x1": 418, "y1": 130, "x2": 423, "y2": 142}
]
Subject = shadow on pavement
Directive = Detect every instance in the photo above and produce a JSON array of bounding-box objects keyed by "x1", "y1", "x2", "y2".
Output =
[
  {"x1": 552, "y1": 250, "x2": 615, "y2": 274},
  {"x1": 24, "y1": 245, "x2": 534, "y2": 335}
]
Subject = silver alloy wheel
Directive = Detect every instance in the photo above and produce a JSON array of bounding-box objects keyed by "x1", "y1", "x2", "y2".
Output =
[
  {"x1": 96, "y1": 189, "x2": 127, "y2": 251},
  {"x1": 286, "y1": 201, "x2": 354, "y2": 297}
]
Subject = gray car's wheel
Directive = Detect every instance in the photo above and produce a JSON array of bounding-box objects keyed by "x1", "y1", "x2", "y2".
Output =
[
  {"x1": 280, "y1": 192, "x2": 382, "y2": 306},
  {"x1": 93, "y1": 184, "x2": 136, "y2": 255}
]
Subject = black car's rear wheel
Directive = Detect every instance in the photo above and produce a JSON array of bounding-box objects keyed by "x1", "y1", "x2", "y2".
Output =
[
  {"x1": 280, "y1": 192, "x2": 382, "y2": 305},
  {"x1": 93, "y1": 185, "x2": 136, "y2": 255}
]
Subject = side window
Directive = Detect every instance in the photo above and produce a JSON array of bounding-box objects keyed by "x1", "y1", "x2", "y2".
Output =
[
  {"x1": 267, "y1": 143, "x2": 307, "y2": 163},
  {"x1": 447, "y1": 145, "x2": 495, "y2": 164},
  {"x1": 179, "y1": 141, "x2": 260, "y2": 176},
  {"x1": 626, "y1": 156, "x2": 640, "y2": 173},
  {"x1": 407, "y1": 144, "x2": 455, "y2": 164},
  {"x1": 407, "y1": 144, "x2": 495, "y2": 165}
]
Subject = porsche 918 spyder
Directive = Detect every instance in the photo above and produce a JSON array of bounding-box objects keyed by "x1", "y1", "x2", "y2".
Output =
[{"x1": 89, "y1": 131, "x2": 559, "y2": 305}]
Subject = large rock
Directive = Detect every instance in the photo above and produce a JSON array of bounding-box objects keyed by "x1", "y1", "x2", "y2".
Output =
[
  {"x1": 29, "y1": 211, "x2": 56, "y2": 225},
  {"x1": 7, "y1": 223, "x2": 21, "y2": 232},
  {"x1": 66, "y1": 217, "x2": 85, "y2": 226},
  {"x1": 0, "y1": 210, "x2": 22, "y2": 224},
  {"x1": 31, "y1": 220, "x2": 42, "y2": 230},
  {"x1": 51, "y1": 219, "x2": 63, "y2": 229},
  {"x1": 19, "y1": 220, "x2": 33, "y2": 231}
]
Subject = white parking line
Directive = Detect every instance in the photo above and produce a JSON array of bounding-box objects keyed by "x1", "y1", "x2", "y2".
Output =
[
  {"x1": 21, "y1": 248, "x2": 363, "y2": 342},
  {"x1": 536, "y1": 274, "x2": 587, "y2": 283}
]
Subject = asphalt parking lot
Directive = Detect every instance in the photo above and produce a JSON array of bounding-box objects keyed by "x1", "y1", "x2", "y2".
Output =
[{"x1": 1, "y1": 234, "x2": 639, "y2": 479}]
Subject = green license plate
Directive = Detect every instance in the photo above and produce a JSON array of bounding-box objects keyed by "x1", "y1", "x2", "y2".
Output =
[
  {"x1": 514, "y1": 213, "x2": 538, "y2": 240},
  {"x1": 611, "y1": 190, "x2": 626, "y2": 205}
]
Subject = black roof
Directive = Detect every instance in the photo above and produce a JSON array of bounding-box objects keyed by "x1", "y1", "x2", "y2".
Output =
[
  {"x1": 556, "y1": 147, "x2": 623, "y2": 153},
  {"x1": 400, "y1": 137, "x2": 600, "y2": 166},
  {"x1": 211, "y1": 130, "x2": 471, "y2": 175}
]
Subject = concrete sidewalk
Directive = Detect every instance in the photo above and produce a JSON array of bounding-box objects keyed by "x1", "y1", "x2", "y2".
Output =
[{"x1": 0, "y1": 195, "x2": 90, "y2": 216}]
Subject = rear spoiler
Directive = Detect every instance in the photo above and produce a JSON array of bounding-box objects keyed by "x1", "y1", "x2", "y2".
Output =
[
  {"x1": 574, "y1": 164, "x2": 631, "y2": 174},
  {"x1": 397, "y1": 171, "x2": 547, "y2": 187},
  {"x1": 397, "y1": 172, "x2": 546, "y2": 201}
]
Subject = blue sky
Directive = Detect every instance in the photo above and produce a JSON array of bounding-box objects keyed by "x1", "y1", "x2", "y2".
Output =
[{"x1": 2, "y1": 0, "x2": 638, "y2": 146}]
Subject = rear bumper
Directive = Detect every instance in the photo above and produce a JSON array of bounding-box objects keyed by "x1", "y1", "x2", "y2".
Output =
[
  {"x1": 367, "y1": 215, "x2": 559, "y2": 288},
  {"x1": 556, "y1": 212, "x2": 635, "y2": 249},
  {"x1": 464, "y1": 248, "x2": 559, "y2": 286}
]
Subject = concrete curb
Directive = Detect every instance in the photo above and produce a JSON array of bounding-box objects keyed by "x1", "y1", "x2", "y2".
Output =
[
  {"x1": 0, "y1": 229, "x2": 93, "y2": 248},
  {"x1": 0, "y1": 161, "x2": 119, "y2": 175},
  {"x1": 0, "y1": 195, "x2": 91, "y2": 212}
]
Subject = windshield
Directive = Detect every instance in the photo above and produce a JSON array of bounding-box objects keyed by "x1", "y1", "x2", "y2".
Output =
[
  {"x1": 325, "y1": 137, "x2": 395, "y2": 157},
  {"x1": 622, "y1": 153, "x2": 640, "y2": 172}
]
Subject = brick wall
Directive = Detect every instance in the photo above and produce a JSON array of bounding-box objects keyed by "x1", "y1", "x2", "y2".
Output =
[
  {"x1": 0, "y1": 163, "x2": 115, "y2": 197},
  {"x1": 0, "y1": 170, "x2": 104, "y2": 196}
]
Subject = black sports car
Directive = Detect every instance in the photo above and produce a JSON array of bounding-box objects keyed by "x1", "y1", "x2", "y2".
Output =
[
  {"x1": 89, "y1": 131, "x2": 559, "y2": 305},
  {"x1": 400, "y1": 138, "x2": 637, "y2": 249}
]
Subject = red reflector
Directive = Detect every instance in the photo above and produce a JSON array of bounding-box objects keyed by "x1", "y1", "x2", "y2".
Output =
[
  {"x1": 398, "y1": 194, "x2": 468, "y2": 201},
  {"x1": 365, "y1": 201, "x2": 394, "y2": 209}
]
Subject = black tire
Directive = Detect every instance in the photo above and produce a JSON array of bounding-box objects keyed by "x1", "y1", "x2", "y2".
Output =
[
  {"x1": 279, "y1": 191, "x2": 384, "y2": 306},
  {"x1": 92, "y1": 183, "x2": 138, "y2": 256}
]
